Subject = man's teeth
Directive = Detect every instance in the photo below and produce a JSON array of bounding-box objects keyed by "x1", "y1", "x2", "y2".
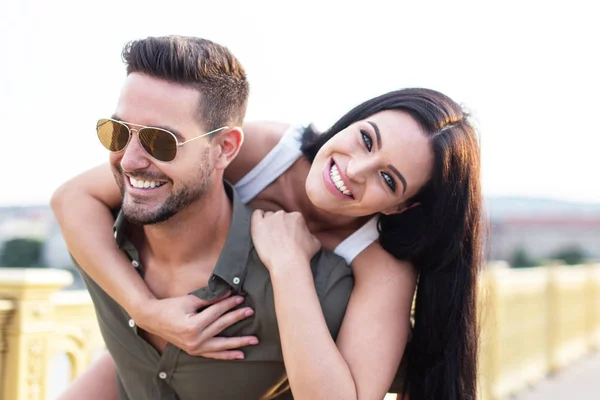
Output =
[
  {"x1": 129, "y1": 177, "x2": 165, "y2": 189},
  {"x1": 329, "y1": 164, "x2": 352, "y2": 197}
]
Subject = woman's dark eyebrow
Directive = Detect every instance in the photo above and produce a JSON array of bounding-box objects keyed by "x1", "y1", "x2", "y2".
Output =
[
  {"x1": 388, "y1": 164, "x2": 407, "y2": 194},
  {"x1": 367, "y1": 121, "x2": 382, "y2": 148}
]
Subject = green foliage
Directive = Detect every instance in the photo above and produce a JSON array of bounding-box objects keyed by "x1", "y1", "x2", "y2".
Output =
[
  {"x1": 551, "y1": 246, "x2": 587, "y2": 265},
  {"x1": 510, "y1": 247, "x2": 538, "y2": 268},
  {"x1": 0, "y1": 238, "x2": 43, "y2": 268}
]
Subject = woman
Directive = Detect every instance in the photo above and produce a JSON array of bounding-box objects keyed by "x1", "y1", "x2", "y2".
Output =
[{"x1": 52, "y1": 88, "x2": 483, "y2": 399}]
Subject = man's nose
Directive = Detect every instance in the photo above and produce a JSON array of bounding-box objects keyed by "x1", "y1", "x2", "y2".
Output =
[{"x1": 120, "y1": 131, "x2": 152, "y2": 172}]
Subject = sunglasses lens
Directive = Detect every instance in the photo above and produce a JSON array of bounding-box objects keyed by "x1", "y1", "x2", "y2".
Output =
[
  {"x1": 97, "y1": 119, "x2": 130, "y2": 151},
  {"x1": 139, "y1": 128, "x2": 177, "y2": 162}
]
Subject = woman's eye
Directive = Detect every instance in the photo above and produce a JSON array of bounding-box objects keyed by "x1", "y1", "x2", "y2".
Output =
[
  {"x1": 361, "y1": 130, "x2": 372, "y2": 152},
  {"x1": 381, "y1": 172, "x2": 396, "y2": 193}
]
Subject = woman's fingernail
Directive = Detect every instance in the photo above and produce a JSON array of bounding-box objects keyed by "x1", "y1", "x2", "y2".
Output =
[
  {"x1": 236, "y1": 296, "x2": 244, "y2": 304},
  {"x1": 249, "y1": 338, "x2": 259, "y2": 345},
  {"x1": 245, "y1": 309, "x2": 254, "y2": 316},
  {"x1": 236, "y1": 354, "x2": 244, "y2": 360}
]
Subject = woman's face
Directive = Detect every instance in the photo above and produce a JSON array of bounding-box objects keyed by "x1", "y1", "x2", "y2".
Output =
[{"x1": 305, "y1": 110, "x2": 434, "y2": 217}]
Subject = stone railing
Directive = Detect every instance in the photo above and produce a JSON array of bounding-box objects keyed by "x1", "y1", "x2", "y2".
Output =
[
  {"x1": 1, "y1": 263, "x2": 599, "y2": 400},
  {"x1": 479, "y1": 262, "x2": 600, "y2": 400},
  {"x1": 0, "y1": 268, "x2": 104, "y2": 400}
]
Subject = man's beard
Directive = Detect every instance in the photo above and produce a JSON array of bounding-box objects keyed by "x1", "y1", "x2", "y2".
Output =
[{"x1": 113, "y1": 150, "x2": 213, "y2": 225}]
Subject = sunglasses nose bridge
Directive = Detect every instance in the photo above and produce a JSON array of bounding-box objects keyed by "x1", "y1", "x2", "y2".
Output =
[
  {"x1": 119, "y1": 128, "x2": 153, "y2": 166},
  {"x1": 128, "y1": 127, "x2": 142, "y2": 146},
  {"x1": 126, "y1": 128, "x2": 145, "y2": 151}
]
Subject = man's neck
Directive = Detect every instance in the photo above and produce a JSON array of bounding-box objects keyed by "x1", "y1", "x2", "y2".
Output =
[{"x1": 138, "y1": 185, "x2": 232, "y2": 269}]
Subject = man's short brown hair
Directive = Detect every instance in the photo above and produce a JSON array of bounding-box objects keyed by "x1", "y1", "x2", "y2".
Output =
[{"x1": 122, "y1": 35, "x2": 249, "y2": 130}]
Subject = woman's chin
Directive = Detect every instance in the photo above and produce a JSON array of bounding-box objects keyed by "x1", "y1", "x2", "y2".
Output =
[
  {"x1": 315, "y1": 200, "x2": 359, "y2": 217},
  {"x1": 306, "y1": 191, "x2": 335, "y2": 213},
  {"x1": 306, "y1": 183, "x2": 367, "y2": 217}
]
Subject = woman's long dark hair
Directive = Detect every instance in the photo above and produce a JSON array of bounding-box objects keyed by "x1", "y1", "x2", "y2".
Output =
[{"x1": 301, "y1": 88, "x2": 483, "y2": 400}]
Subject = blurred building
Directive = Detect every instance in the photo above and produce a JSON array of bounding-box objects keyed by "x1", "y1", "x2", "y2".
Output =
[
  {"x1": 1, "y1": 196, "x2": 600, "y2": 269},
  {"x1": 489, "y1": 216, "x2": 600, "y2": 262},
  {"x1": 0, "y1": 207, "x2": 51, "y2": 242}
]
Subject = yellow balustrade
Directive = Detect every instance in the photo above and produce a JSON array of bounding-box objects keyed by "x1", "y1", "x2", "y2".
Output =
[
  {"x1": 0, "y1": 268, "x2": 104, "y2": 400},
  {"x1": 587, "y1": 264, "x2": 600, "y2": 350},
  {"x1": 479, "y1": 263, "x2": 600, "y2": 399},
  {"x1": 480, "y1": 265, "x2": 551, "y2": 399},
  {"x1": 0, "y1": 298, "x2": 16, "y2": 400},
  {"x1": 547, "y1": 264, "x2": 590, "y2": 372},
  {"x1": 1, "y1": 263, "x2": 600, "y2": 400},
  {"x1": 51, "y1": 290, "x2": 105, "y2": 381}
]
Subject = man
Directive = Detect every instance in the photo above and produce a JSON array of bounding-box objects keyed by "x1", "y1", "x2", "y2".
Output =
[{"x1": 58, "y1": 35, "x2": 353, "y2": 399}]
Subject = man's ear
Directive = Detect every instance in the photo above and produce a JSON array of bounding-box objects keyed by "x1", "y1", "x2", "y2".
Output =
[
  {"x1": 213, "y1": 127, "x2": 244, "y2": 170},
  {"x1": 382, "y1": 202, "x2": 421, "y2": 216}
]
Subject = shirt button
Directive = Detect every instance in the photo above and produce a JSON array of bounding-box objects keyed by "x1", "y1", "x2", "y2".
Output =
[
  {"x1": 131, "y1": 260, "x2": 140, "y2": 268},
  {"x1": 233, "y1": 277, "x2": 240, "y2": 285},
  {"x1": 158, "y1": 371, "x2": 168, "y2": 380},
  {"x1": 128, "y1": 319, "x2": 135, "y2": 328}
]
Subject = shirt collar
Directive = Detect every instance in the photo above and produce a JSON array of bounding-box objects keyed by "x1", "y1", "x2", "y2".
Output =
[
  {"x1": 112, "y1": 181, "x2": 254, "y2": 297},
  {"x1": 205, "y1": 181, "x2": 253, "y2": 293}
]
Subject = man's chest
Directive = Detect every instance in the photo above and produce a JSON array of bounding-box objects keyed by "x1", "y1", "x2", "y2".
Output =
[
  {"x1": 141, "y1": 263, "x2": 212, "y2": 299},
  {"x1": 95, "y1": 258, "x2": 289, "y2": 399}
]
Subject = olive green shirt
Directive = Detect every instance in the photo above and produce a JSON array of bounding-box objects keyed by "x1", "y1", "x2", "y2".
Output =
[{"x1": 76, "y1": 182, "x2": 354, "y2": 399}]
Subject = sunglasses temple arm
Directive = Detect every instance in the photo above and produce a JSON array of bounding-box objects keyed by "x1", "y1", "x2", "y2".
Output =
[{"x1": 177, "y1": 126, "x2": 229, "y2": 146}]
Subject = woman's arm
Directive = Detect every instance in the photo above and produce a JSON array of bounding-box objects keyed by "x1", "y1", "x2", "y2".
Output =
[
  {"x1": 251, "y1": 210, "x2": 416, "y2": 400},
  {"x1": 332, "y1": 244, "x2": 416, "y2": 398},
  {"x1": 51, "y1": 163, "x2": 258, "y2": 356},
  {"x1": 51, "y1": 120, "x2": 286, "y2": 311},
  {"x1": 224, "y1": 121, "x2": 288, "y2": 183},
  {"x1": 50, "y1": 163, "x2": 156, "y2": 314},
  {"x1": 50, "y1": 121, "x2": 287, "y2": 353}
]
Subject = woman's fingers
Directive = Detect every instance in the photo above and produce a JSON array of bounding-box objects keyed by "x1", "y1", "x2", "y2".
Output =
[
  {"x1": 191, "y1": 290, "x2": 232, "y2": 308},
  {"x1": 191, "y1": 295, "x2": 245, "y2": 328},
  {"x1": 190, "y1": 336, "x2": 259, "y2": 358},
  {"x1": 176, "y1": 296, "x2": 257, "y2": 354},
  {"x1": 198, "y1": 350, "x2": 245, "y2": 360},
  {"x1": 202, "y1": 306, "x2": 255, "y2": 338}
]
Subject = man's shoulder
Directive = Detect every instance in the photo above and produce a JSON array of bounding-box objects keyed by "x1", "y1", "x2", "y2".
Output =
[
  {"x1": 311, "y1": 249, "x2": 347, "y2": 267},
  {"x1": 310, "y1": 249, "x2": 354, "y2": 336},
  {"x1": 310, "y1": 249, "x2": 353, "y2": 284}
]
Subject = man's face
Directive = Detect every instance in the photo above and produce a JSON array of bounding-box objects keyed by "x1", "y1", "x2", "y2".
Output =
[{"x1": 109, "y1": 73, "x2": 214, "y2": 225}]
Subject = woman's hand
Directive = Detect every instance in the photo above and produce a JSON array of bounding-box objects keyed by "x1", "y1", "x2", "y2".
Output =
[
  {"x1": 134, "y1": 293, "x2": 258, "y2": 359},
  {"x1": 250, "y1": 210, "x2": 321, "y2": 272}
]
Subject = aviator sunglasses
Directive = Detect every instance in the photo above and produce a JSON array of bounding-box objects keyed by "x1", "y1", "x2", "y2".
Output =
[{"x1": 96, "y1": 118, "x2": 229, "y2": 162}]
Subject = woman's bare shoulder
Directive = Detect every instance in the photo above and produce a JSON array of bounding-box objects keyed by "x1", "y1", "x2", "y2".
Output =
[
  {"x1": 353, "y1": 242, "x2": 416, "y2": 280},
  {"x1": 225, "y1": 121, "x2": 291, "y2": 184}
]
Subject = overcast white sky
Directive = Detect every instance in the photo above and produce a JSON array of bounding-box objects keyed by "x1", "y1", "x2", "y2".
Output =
[{"x1": 1, "y1": 0, "x2": 598, "y2": 206}]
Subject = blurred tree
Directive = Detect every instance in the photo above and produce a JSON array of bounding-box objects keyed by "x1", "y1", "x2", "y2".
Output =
[
  {"x1": 552, "y1": 246, "x2": 586, "y2": 265},
  {"x1": 0, "y1": 238, "x2": 44, "y2": 268},
  {"x1": 510, "y1": 247, "x2": 538, "y2": 268}
]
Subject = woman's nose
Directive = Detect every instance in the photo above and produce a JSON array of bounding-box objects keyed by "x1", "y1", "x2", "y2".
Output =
[{"x1": 346, "y1": 156, "x2": 375, "y2": 183}]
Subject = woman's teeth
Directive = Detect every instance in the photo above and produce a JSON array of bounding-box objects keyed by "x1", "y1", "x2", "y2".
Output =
[
  {"x1": 129, "y1": 177, "x2": 165, "y2": 189},
  {"x1": 330, "y1": 164, "x2": 352, "y2": 197}
]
